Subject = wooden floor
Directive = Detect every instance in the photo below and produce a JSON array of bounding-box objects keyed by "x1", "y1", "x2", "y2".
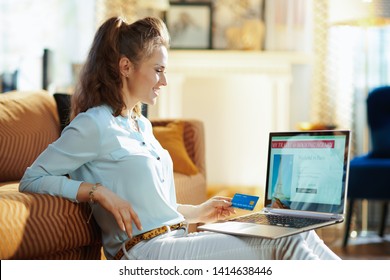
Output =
[{"x1": 316, "y1": 223, "x2": 390, "y2": 260}]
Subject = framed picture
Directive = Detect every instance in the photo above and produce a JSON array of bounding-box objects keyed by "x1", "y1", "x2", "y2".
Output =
[{"x1": 165, "y1": 2, "x2": 212, "y2": 49}]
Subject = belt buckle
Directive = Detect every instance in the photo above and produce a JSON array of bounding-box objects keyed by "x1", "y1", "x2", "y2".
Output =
[
  {"x1": 164, "y1": 225, "x2": 171, "y2": 233},
  {"x1": 176, "y1": 222, "x2": 185, "y2": 230}
]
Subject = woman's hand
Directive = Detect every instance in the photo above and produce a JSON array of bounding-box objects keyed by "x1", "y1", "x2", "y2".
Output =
[
  {"x1": 197, "y1": 196, "x2": 236, "y2": 223},
  {"x1": 78, "y1": 183, "x2": 142, "y2": 238},
  {"x1": 178, "y1": 196, "x2": 235, "y2": 224},
  {"x1": 97, "y1": 186, "x2": 142, "y2": 238}
]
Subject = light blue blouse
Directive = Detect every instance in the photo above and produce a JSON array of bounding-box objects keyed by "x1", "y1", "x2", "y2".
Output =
[{"x1": 19, "y1": 105, "x2": 185, "y2": 259}]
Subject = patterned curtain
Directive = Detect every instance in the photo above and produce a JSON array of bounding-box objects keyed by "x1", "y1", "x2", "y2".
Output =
[{"x1": 311, "y1": 0, "x2": 332, "y2": 125}]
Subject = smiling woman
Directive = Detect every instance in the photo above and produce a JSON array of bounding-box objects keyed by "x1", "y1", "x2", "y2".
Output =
[
  {"x1": 19, "y1": 15, "x2": 341, "y2": 261},
  {"x1": 19, "y1": 16, "x2": 176, "y2": 260},
  {"x1": 122, "y1": 45, "x2": 168, "y2": 109}
]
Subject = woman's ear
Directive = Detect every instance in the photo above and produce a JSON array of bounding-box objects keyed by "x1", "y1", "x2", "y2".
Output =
[{"x1": 119, "y1": 56, "x2": 132, "y2": 77}]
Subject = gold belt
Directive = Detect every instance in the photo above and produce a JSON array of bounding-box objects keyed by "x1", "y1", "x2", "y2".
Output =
[{"x1": 113, "y1": 222, "x2": 186, "y2": 260}]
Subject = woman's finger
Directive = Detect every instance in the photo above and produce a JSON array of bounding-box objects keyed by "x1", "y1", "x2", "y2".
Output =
[
  {"x1": 112, "y1": 210, "x2": 126, "y2": 233},
  {"x1": 212, "y1": 196, "x2": 232, "y2": 202},
  {"x1": 212, "y1": 198, "x2": 232, "y2": 209},
  {"x1": 120, "y1": 209, "x2": 134, "y2": 238},
  {"x1": 129, "y1": 207, "x2": 143, "y2": 231}
]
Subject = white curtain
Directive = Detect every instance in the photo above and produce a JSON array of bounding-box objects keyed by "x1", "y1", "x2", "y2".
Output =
[
  {"x1": 328, "y1": 25, "x2": 390, "y2": 155},
  {"x1": 326, "y1": 0, "x2": 390, "y2": 155},
  {"x1": 264, "y1": 0, "x2": 313, "y2": 52},
  {"x1": 0, "y1": 0, "x2": 96, "y2": 92}
]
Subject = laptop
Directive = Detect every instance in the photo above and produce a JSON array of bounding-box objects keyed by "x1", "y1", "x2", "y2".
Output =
[{"x1": 198, "y1": 130, "x2": 351, "y2": 239}]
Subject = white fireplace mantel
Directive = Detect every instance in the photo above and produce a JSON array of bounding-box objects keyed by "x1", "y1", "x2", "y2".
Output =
[
  {"x1": 166, "y1": 50, "x2": 311, "y2": 73},
  {"x1": 156, "y1": 50, "x2": 311, "y2": 131},
  {"x1": 151, "y1": 50, "x2": 312, "y2": 188}
]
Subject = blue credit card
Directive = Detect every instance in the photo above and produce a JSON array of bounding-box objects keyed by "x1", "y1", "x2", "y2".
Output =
[{"x1": 231, "y1": 193, "x2": 259, "y2": 211}]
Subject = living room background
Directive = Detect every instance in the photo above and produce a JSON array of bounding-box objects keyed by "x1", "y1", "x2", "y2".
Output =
[
  {"x1": 2, "y1": 0, "x2": 390, "y2": 191},
  {"x1": 0, "y1": 0, "x2": 312, "y2": 189}
]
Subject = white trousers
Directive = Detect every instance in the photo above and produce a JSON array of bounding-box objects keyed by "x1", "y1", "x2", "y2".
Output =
[{"x1": 121, "y1": 229, "x2": 340, "y2": 260}]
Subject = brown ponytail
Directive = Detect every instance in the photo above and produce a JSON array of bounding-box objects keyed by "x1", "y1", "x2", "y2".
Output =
[{"x1": 71, "y1": 16, "x2": 170, "y2": 120}]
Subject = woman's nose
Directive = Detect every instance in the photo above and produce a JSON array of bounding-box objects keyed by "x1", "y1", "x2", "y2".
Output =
[{"x1": 160, "y1": 73, "x2": 168, "y2": 86}]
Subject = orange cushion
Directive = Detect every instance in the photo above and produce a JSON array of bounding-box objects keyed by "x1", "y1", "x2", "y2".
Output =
[{"x1": 153, "y1": 121, "x2": 199, "y2": 175}]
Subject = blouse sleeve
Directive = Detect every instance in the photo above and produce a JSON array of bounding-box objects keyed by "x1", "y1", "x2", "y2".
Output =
[{"x1": 19, "y1": 113, "x2": 101, "y2": 202}]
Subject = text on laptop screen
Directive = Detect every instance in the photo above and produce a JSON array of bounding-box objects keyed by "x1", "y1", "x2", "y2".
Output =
[{"x1": 265, "y1": 131, "x2": 349, "y2": 214}]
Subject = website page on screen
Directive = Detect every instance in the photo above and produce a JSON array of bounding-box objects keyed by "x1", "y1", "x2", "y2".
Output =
[{"x1": 267, "y1": 134, "x2": 347, "y2": 212}]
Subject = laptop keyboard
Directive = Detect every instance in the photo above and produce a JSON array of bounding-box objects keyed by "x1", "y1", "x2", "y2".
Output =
[{"x1": 230, "y1": 213, "x2": 327, "y2": 228}]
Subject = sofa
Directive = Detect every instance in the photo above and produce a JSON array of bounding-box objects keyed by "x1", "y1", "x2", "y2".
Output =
[{"x1": 0, "y1": 90, "x2": 207, "y2": 259}]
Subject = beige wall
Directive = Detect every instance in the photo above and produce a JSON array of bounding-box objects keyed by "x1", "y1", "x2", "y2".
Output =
[{"x1": 149, "y1": 51, "x2": 311, "y2": 188}]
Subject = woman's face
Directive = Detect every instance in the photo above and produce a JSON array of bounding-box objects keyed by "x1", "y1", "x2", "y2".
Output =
[{"x1": 126, "y1": 45, "x2": 168, "y2": 106}]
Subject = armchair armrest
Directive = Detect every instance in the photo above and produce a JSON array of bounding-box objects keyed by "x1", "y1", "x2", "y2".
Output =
[{"x1": 0, "y1": 183, "x2": 102, "y2": 260}]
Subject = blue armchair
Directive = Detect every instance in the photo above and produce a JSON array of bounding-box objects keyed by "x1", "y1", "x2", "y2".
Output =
[{"x1": 343, "y1": 86, "x2": 390, "y2": 247}]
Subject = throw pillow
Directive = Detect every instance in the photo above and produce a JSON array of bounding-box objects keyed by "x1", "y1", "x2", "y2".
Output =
[
  {"x1": 153, "y1": 121, "x2": 199, "y2": 176},
  {"x1": 53, "y1": 93, "x2": 71, "y2": 131}
]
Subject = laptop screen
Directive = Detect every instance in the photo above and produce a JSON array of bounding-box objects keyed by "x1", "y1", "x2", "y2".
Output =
[{"x1": 264, "y1": 130, "x2": 350, "y2": 214}]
